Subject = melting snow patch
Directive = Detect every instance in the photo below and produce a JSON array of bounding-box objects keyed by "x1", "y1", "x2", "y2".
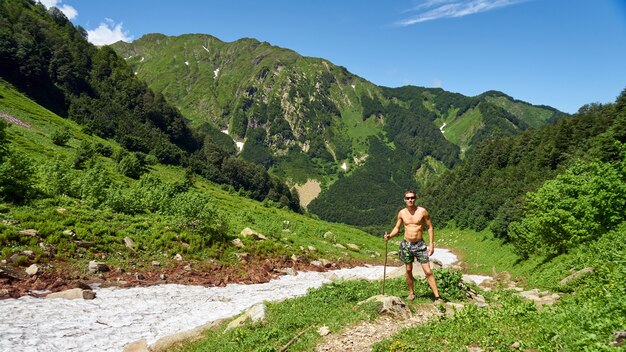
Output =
[
  {"x1": 462, "y1": 274, "x2": 492, "y2": 285},
  {"x1": 140, "y1": 57, "x2": 144, "y2": 62},
  {"x1": 235, "y1": 141, "x2": 244, "y2": 151},
  {"x1": 341, "y1": 162, "x2": 347, "y2": 171},
  {"x1": 221, "y1": 129, "x2": 229, "y2": 134},
  {"x1": 0, "y1": 266, "x2": 388, "y2": 352},
  {"x1": 185, "y1": 61, "x2": 189, "y2": 66},
  {"x1": 202, "y1": 45, "x2": 210, "y2": 53},
  {"x1": 430, "y1": 248, "x2": 457, "y2": 266},
  {"x1": 214, "y1": 68, "x2": 220, "y2": 78}
]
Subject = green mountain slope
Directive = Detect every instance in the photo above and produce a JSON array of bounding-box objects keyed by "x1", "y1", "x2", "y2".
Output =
[
  {"x1": 0, "y1": 78, "x2": 385, "y2": 283},
  {"x1": 110, "y1": 34, "x2": 564, "y2": 233}
]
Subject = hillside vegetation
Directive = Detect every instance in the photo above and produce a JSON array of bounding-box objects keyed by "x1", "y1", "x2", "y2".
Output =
[
  {"x1": 110, "y1": 34, "x2": 563, "y2": 233},
  {"x1": 0, "y1": 79, "x2": 385, "y2": 279}
]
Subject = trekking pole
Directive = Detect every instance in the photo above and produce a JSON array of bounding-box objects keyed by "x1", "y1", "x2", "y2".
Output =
[{"x1": 382, "y1": 232, "x2": 388, "y2": 295}]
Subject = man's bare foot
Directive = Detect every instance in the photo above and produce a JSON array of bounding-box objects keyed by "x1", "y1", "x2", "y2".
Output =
[{"x1": 407, "y1": 293, "x2": 415, "y2": 301}]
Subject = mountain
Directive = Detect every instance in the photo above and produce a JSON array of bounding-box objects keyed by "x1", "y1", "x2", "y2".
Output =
[
  {"x1": 0, "y1": 0, "x2": 298, "y2": 209},
  {"x1": 111, "y1": 33, "x2": 565, "y2": 232}
]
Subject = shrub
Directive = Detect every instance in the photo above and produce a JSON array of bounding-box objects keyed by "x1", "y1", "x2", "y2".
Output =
[
  {"x1": 50, "y1": 127, "x2": 71, "y2": 146},
  {"x1": 0, "y1": 152, "x2": 36, "y2": 203}
]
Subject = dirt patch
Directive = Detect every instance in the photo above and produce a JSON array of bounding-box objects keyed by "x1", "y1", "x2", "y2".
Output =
[
  {"x1": 316, "y1": 304, "x2": 440, "y2": 352},
  {"x1": 0, "y1": 256, "x2": 371, "y2": 300},
  {"x1": 0, "y1": 112, "x2": 31, "y2": 128},
  {"x1": 293, "y1": 179, "x2": 321, "y2": 208}
]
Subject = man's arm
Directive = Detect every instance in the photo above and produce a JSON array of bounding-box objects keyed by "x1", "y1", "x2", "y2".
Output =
[
  {"x1": 384, "y1": 212, "x2": 403, "y2": 241},
  {"x1": 424, "y1": 209, "x2": 435, "y2": 255}
]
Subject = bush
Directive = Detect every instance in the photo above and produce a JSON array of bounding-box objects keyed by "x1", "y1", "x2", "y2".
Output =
[
  {"x1": 509, "y1": 159, "x2": 626, "y2": 257},
  {"x1": 0, "y1": 152, "x2": 36, "y2": 203},
  {"x1": 117, "y1": 153, "x2": 145, "y2": 179},
  {"x1": 50, "y1": 127, "x2": 71, "y2": 146}
]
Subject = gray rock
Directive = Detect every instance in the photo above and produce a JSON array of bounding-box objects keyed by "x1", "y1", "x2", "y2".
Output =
[
  {"x1": 317, "y1": 326, "x2": 331, "y2": 336},
  {"x1": 334, "y1": 243, "x2": 346, "y2": 249},
  {"x1": 226, "y1": 303, "x2": 267, "y2": 330},
  {"x1": 19, "y1": 229, "x2": 38, "y2": 237},
  {"x1": 174, "y1": 254, "x2": 183, "y2": 261},
  {"x1": 346, "y1": 243, "x2": 360, "y2": 251},
  {"x1": 151, "y1": 261, "x2": 161, "y2": 266},
  {"x1": 232, "y1": 238, "x2": 245, "y2": 248},
  {"x1": 88, "y1": 261, "x2": 109, "y2": 274},
  {"x1": 240, "y1": 227, "x2": 267, "y2": 240},
  {"x1": 355, "y1": 295, "x2": 411, "y2": 318},
  {"x1": 559, "y1": 267, "x2": 593, "y2": 286},
  {"x1": 25, "y1": 264, "x2": 39, "y2": 276},
  {"x1": 124, "y1": 237, "x2": 136, "y2": 250}
]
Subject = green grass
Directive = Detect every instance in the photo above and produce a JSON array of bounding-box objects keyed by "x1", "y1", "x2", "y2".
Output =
[
  {"x1": 440, "y1": 107, "x2": 483, "y2": 156},
  {"x1": 373, "y1": 225, "x2": 626, "y2": 352},
  {"x1": 0, "y1": 79, "x2": 386, "y2": 269},
  {"x1": 486, "y1": 96, "x2": 554, "y2": 129}
]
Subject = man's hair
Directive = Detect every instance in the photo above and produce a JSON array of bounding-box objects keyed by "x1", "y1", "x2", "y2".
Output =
[{"x1": 404, "y1": 189, "x2": 416, "y2": 196}]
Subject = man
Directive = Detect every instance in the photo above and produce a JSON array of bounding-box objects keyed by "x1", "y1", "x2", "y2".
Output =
[{"x1": 384, "y1": 189, "x2": 442, "y2": 302}]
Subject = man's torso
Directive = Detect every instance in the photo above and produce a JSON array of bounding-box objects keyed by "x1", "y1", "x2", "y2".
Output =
[{"x1": 400, "y1": 206, "x2": 425, "y2": 242}]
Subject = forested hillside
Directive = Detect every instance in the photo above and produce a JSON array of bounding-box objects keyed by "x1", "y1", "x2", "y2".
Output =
[
  {"x1": 0, "y1": 0, "x2": 298, "y2": 209},
  {"x1": 110, "y1": 34, "x2": 562, "y2": 233},
  {"x1": 418, "y1": 89, "x2": 626, "y2": 247}
]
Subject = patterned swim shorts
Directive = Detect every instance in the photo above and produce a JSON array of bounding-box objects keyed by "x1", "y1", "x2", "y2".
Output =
[{"x1": 399, "y1": 240, "x2": 429, "y2": 264}]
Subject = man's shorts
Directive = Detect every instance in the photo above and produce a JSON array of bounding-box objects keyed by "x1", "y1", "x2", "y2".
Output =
[{"x1": 399, "y1": 240, "x2": 429, "y2": 264}]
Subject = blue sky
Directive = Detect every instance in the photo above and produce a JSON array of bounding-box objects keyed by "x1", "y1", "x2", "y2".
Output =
[{"x1": 41, "y1": 0, "x2": 626, "y2": 114}]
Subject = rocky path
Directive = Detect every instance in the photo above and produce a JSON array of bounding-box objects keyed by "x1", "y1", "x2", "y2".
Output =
[{"x1": 315, "y1": 302, "x2": 442, "y2": 352}]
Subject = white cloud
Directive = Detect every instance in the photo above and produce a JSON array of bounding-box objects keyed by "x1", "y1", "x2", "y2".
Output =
[
  {"x1": 58, "y1": 4, "x2": 77, "y2": 20},
  {"x1": 397, "y1": 0, "x2": 528, "y2": 26},
  {"x1": 87, "y1": 19, "x2": 133, "y2": 46},
  {"x1": 38, "y1": 0, "x2": 78, "y2": 20}
]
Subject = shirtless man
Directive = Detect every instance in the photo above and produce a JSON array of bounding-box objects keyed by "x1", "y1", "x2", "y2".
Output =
[{"x1": 384, "y1": 190, "x2": 442, "y2": 302}]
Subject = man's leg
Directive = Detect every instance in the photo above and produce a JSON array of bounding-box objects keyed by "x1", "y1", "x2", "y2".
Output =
[
  {"x1": 405, "y1": 262, "x2": 415, "y2": 299},
  {"x1": 420, "y1": 262, "x2": 440, "y2": 298}
]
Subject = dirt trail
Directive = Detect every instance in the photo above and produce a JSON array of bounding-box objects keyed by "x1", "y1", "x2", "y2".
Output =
[{"x1": 315, "y1": 303, "x2": 445, "y2": 352}]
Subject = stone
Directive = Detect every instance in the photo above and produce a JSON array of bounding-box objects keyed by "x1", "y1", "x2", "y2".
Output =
[
  {"x1": 235, "y1": 253, "x2": 252, "y2": 262},
  {"x1": 334, "y1": 243, "x2": 346, "y2": 249},
  {"x1": 355, "y1": 295, "x2": 411, "y2": 319},
  {"x1": 25, "y1": 264, "x2": 39, "y2": 276},
  {"x1": 559, "y1": 267, "x2": 593, "y2": 286},
  {"x1": 124, "y1": 237, "x2": 136, "y2": 250},
  {"x1": 317, "y1": 326, "x2": 331, "y2": 336},
  {"x1": 232, "y1": 238, "x2": 245, "y2": 248},
  {"x1": 82, "y1": 290, "x2": 97, "y2": 300},
  {"x1": 88, "y1": 261, "x2": 109, "y2": 274},
  {"x1": 174, "y1": 254, "x2": 183, "y2": 261},
  {"x1": 122, "y1": 339, "x2": 149, "y2": 352},
  {"x1": 278, "y1": 267, "x2": 297, "y2": 276},
  {"x1": 19, "y1": 229, "x2": 38, "y2": 237},
  {"x1": 0, "y1": 265, "x2": 28, "y2": 280},
  {"x1": 62, "y1": 229, "x2": 76, "y2": 237},
  {"x1": 46, "y1": 288, "x2": 92, "y2": 300},
  {"x1": 226, "y1": 304, "x2": 267, "y2": 330},
  {"x1": 240, "y1": 227, "x2": 267, "y2": 240},
  {"x1": 307, "y1": 245, "x2": 317, "y2": 252},
  {"x1": 346, "y1": 243, "x2": 360, "y2": 251},
  {"x1": 56, "y1": 208, "x2": 69, "y2": 215},
  {"x1": 310, "y1": 260, "x2": 323, "y2": 268},
  {"x1": 22, "y1": 250, "x2": 35, "y2": 259},
  {"x1": 151, "y1": 261, "x2": 161, "y2": 266}
]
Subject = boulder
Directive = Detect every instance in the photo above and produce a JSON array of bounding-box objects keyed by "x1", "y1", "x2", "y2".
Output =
[
  {"x1": 226, "y1": 304, "x2": 267, "y2": 330},
  {"x1": 559, "y1": 267, "x2": 593, "y2": 286},
  {"x1": 317, "y1": 326, "x2": 331, "y2": 336},
  {"x1": 240, "y1": 227, "x2": 267, "y2": 240},
  {"x1": 232, "y1": 238, "x2": 245, "y2": 248},
  {"x1": 123, "y1": 237, "x2": 136, "y2": 250},
  {"x1": 355, "y1": 295, "x2": 411, "y2": 319},
  {"x1": 19, "y1": 229, "x2": 38, "y2": 237},
  {"x1": 25, "y1": 264, "x2": 40, "y2": 276},
  {"x1": 88, "y1": 261, "x2": 109, "y2": 274},
  {"x1": 334, "y1": 243, "x2": 346, "y2": 249},
  {"x1": 346, "y1": 243, "x2": 360, "y2": 251},
  {"x1": 46, "y1": 288, "x2": 96, "y2": 300}
]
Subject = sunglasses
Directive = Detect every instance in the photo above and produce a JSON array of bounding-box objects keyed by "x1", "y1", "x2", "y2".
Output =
[{"x1": 405, "y1": 196, "x2": 415, "y2": 200}]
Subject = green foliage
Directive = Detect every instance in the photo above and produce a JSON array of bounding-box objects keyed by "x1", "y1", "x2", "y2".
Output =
[
  {"x1": 509, "y1": 158, "x2": 626, "y2": 257},
  {"x1": 418, "y1": 92, "x2": 623, "y2": 237},
  {"x1": 117, "y1": 152, "x2": 145, "y2": 179},
  {"x1": 0, "y1": 150, "x2": 36, "y2": 203},
  {"x1": 50, "y1": 126, "x2": 71, "y2": 146}
]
